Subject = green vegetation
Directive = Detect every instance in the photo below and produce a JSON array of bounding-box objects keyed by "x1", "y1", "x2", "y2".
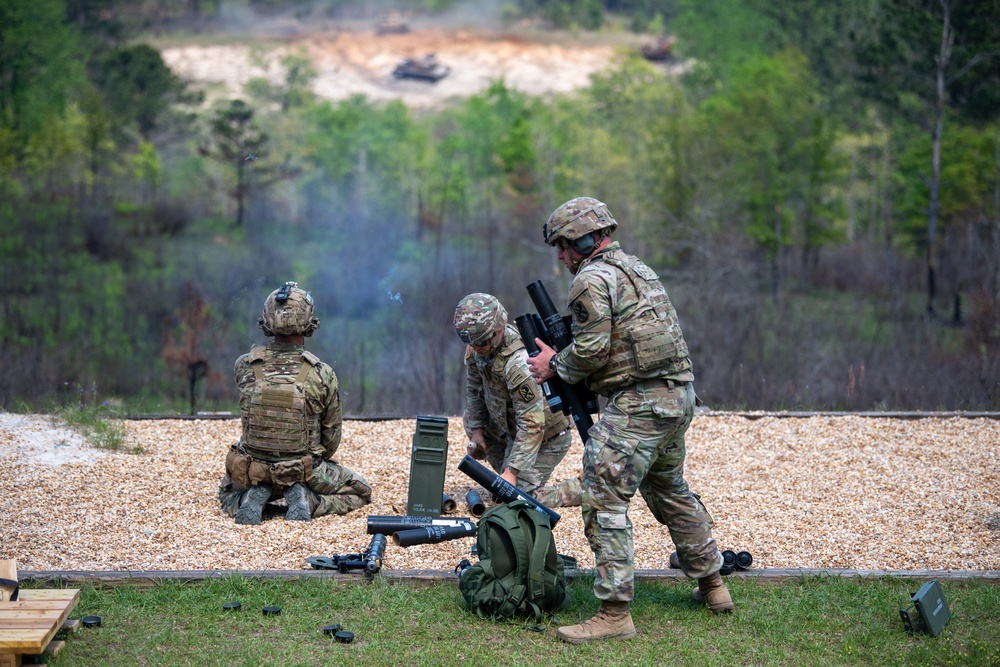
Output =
[
  {"x1": 52, "y1": 383, "x2": 134, "y2": 451},
  {"x1": 0, "y1": 0, "x2": 997, "y2": 415},
  {"x1": 28, "y1": 575, "x2": 1000, "y2": 666}
]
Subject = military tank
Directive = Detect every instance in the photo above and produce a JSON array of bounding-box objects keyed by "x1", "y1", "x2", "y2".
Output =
[
  {"x1": 393, "y1": 53, "x2": 451, "y2": 82},
  {"x1": 376, "y1": 12, "x2": 410, "y2": 35},
  {"x1": 640, "y1": 36, "x2": 674, "y2": 62}
]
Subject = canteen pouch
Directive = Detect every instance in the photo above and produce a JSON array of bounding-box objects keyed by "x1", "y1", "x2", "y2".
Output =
[
  {"x1": 225, "y1": 448, "x2": 252, "y2": 487},
  {"x1": 270, "y1": 456, "x2": 312, "y2": 486},
  {"x1": 248, "y1": 460, "x2": 272, "y2": 485}
]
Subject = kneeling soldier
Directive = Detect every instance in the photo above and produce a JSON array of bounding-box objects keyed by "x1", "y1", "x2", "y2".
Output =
[{"x1": 219, "y1": 282, "x2": 372, "y2": 524}]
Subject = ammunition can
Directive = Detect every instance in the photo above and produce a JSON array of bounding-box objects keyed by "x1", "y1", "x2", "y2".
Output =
[{"x1": 406, "y1": 416, "x2": 450, "y2": 517}]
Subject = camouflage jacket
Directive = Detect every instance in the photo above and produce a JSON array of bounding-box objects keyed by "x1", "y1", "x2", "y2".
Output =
[
  {"x1": 463, "y1": 324, "x2": 569, "y2": 473},
  {"x1": 551, "y1": 241, "x2": 694, "y2": 395},
  {"x1": 234, "y1": 342, "x2": 343, "y2": 461}
]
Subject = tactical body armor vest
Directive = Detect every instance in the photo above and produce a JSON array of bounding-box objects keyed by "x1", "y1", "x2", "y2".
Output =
[
  {"x1": 582, "y1": 248, "x2": 693, "y2": 395},
  {"x1": 473, "y1": 326, "x2": 569, "y2": 441},
  {"x1": 242, "y1": 346, "x2": 322, "y2": 460}
]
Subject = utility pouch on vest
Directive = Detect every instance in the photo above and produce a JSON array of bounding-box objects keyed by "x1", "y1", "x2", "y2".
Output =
[
  {"x1": 225, "y1": 447, "x2": 252, "y2": 487},
  {"x1": 271, "y1": 457, "x2": 309, "y2": 487},
  {"x1": 248, "y1": 460, "x2": 272, "y2": 485},
  {"x1": 628, "y1": 319, "x2": 685, "y2": 371}
]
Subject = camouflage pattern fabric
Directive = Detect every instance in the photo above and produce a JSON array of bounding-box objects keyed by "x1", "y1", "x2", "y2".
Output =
[
  {"x1": 543, "y1": 197, "x2": 618, "y2": 248},
  {"x1": 463, "y1": 323, "x2": 574, "y2": 497},
  {"x1": 477, "y1": 426, "x2": 574, "y2": 502},
  {"x1": 218, "y1": 457, "x2": 372, "y2": 518},
  {"x1": 582, "y1": 381, "x2": 721, "y2": 600},
  {"x1": 234, "y1": 342, "x2": 342, "y2": 460},
  {"x1": 551, "y1": 242, "x2": 693, "y2": 390},
  {"x1": 534, "y1": 475, "x2": 582, "y2": 508},
  {"x1": 454, "y1": 292, "x2": 507, "y2": 346},
  {"x1": 553, "y1": 241, "x2": 723, "y2": 602},
  {"x1": 259, "y1": 282, "x2": 320, "y2": 337},
  {"x1": 220, "y1": 340, "x2": 371, "y2": 518}
]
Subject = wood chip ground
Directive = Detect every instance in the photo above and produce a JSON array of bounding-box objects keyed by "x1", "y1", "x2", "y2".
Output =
[{"x1": 1, "y1": 414, "x2": 998, "y2": 573}]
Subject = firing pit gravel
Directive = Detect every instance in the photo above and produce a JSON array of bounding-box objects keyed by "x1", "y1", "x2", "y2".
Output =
[{"x1": 1, "y1": 413, "x2": 998, "y2": 574}]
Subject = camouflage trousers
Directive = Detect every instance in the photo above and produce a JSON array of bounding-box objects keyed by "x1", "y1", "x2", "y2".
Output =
[
  {"x1": 582, "y1": 380, "x2": 723, "y2": 602},
  {"x1": 483, "y1": 429, "x2": 580, "y2": 506},
  {"x1": 219, "y1": 456, "x2": 372, "y2": 518}
]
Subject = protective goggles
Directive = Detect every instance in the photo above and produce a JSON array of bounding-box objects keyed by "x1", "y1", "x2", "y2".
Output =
[{"x1": 457, "y1": 329, "x2": 495, "y2": 347}]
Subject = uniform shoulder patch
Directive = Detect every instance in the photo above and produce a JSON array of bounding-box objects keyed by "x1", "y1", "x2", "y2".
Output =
[
  {"x1": 517, "y1": 381, "x2": 536, "y2": 403},
  {"x1": 506, "y1": 361, "x2": 529, "y2": 388},
  {"x1": 572, "y1": 299, "x2": 590, "y2": 323}
]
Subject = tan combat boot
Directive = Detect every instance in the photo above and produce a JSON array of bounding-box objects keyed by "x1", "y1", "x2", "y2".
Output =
[
  {"x1": 693, "y1": 573, "x2": 735, "y2": 613},
  {"x1": 555, "y1": 601, "x2": 637, "y2": 644}
]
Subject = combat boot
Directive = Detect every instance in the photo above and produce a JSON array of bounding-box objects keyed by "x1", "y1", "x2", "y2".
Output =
[
  {"x1": 669, "y1": 551, "x2": 682, "y2": 569},
  {"x1": 234, "y1": 484, "x2": 272, "y2": 525},
  {"x1": 284, "y1": 483, "x2": 318, "y2": 522},
  {"x1": 555, "y1": 601, "x2": 636, "y2": 644},
  {"x1": 694, "y1": 572, "x2": 735, "y2": 613}
]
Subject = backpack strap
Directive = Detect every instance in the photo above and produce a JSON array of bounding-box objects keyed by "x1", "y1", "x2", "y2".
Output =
[
  {"x1": 520, "y1": 507, "x2": 556, "y2": 621},
  {"x1": 486, "y1": 506, "x2": 532, "y2": 620}
]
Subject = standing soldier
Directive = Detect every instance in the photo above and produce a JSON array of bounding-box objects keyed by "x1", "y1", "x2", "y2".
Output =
[
  {"x1": 219, "y1": 282, "x2": 372, "y2": 524},
  {"x1": 526, "y1": 198, "x2": 733, "y2": 644},
  {"x1": 454, "y1": 293, "x2": 579, "y2": 507}
]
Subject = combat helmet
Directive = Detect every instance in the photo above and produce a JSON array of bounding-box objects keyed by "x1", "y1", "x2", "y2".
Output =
[
  {"x1": 454, "y1": 293, "x2": 508, "y2": 347},
  {"x1": 543, "y1": 197, "x2": 618, "y2": 248},
  {"x1": 258, "y1": 282, "x2": 320, "y2": 337}
]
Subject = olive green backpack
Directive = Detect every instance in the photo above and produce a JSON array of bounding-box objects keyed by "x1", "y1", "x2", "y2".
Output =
[{"x1": 458, "y1": 499, "x2": 568, "y2": 621}]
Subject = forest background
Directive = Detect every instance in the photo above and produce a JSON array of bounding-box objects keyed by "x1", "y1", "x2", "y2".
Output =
[{"x1": 1, "y1": 0, "x2": 998, "y2": 416}]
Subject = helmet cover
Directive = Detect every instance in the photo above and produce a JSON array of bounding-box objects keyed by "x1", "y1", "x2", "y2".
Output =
[
  {"x1": 258, "y1": 282, "x2": 320, "y2": 337},
  {"x1": 454, "y1": 293, "x2": 508, "y2": 346},
  {"x1": 543, "y1": 197, "x2": 618, "y2": 247}
]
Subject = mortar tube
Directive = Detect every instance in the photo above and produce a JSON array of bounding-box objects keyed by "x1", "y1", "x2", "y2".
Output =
[
  {"x1": 392, "y1": 523, "x2": 476, "y2": 547},
  {"x1": 441, "y1": 493, "x2": 457, "y2": 514},
  {"x1": 465, "y1": 489, "x2": 486, "y2": 517},
  {"x1": 366, "y1": 515, "x2": 475, "y2": 535}
]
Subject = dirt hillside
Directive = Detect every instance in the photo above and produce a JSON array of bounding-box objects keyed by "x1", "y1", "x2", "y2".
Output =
[{"x1": 160, "y1": 27, "x2": 656, "y2": 109}]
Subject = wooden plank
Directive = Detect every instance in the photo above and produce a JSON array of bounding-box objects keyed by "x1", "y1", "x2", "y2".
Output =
[
  {"x1": 14, "y1": 591, "x2": 77, "y2": 602},
  {"x1": 0, "y1": 619, "x2": 63, "y2": 628},
  {"x1": 0, "y1": 630, "x2": 55, "y2": 653},
  {"x1": 42, "y1": 641, "x2": 65, "y2": 658},
  {"x1": 0, "y1": 590, "x2": 79, "y2": 654},
  {"x1": 60, "y1": 619, "x2": 80, "y2": 633}
]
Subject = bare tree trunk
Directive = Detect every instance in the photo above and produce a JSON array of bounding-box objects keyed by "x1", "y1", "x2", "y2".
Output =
[
  {"x1": 992, "y1": 126, "x2": 1000, "y2": 317},
  {"x1": 927, "y1": 0, "x2": 954, "y2": 315},
  {"x1": 236, "y1": 160, "x2": 247, "y2": 227}
]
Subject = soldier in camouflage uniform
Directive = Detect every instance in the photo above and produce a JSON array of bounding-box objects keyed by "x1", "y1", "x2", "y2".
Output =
[
  {"x1": 526, "y1": 198, "x2": 734, "y2": 644},
  {"x1": 218, "y1": 282, "x2": 372, "y2": 525},
  {"x1": 454, "y1": 293, "x2": 580, "y2": 507}
]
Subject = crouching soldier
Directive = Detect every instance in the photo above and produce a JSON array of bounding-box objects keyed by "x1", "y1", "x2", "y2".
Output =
[
  {"x1": 454, "y1": 292, "x2": 580, "y2": 507},
  {"x1": 219, "y1": 282, "x2": 372, "y2": 525}
]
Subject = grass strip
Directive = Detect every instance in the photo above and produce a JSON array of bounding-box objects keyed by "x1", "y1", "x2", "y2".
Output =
[{"x1": 28, "y1": 574, "x2": 1000, "y2": 666}]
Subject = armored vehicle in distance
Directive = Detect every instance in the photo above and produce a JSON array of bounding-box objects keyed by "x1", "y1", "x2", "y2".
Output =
[
  {"x1": 376, "y1": 12, "x2": 410, "y2": 35},
  {"x1": 393, "y1": 53, "x2": 451, "y2": 82}
]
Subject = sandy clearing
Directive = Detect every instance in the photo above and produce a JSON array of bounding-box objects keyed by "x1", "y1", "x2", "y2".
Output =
[{"x1": 159, "y1": 27, "x2": 673, "y2": 110}]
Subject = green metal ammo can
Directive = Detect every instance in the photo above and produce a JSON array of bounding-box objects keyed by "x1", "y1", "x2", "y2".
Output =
[{"x1": 406, "y1": 416, "x2": 450, "y2": 517}]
